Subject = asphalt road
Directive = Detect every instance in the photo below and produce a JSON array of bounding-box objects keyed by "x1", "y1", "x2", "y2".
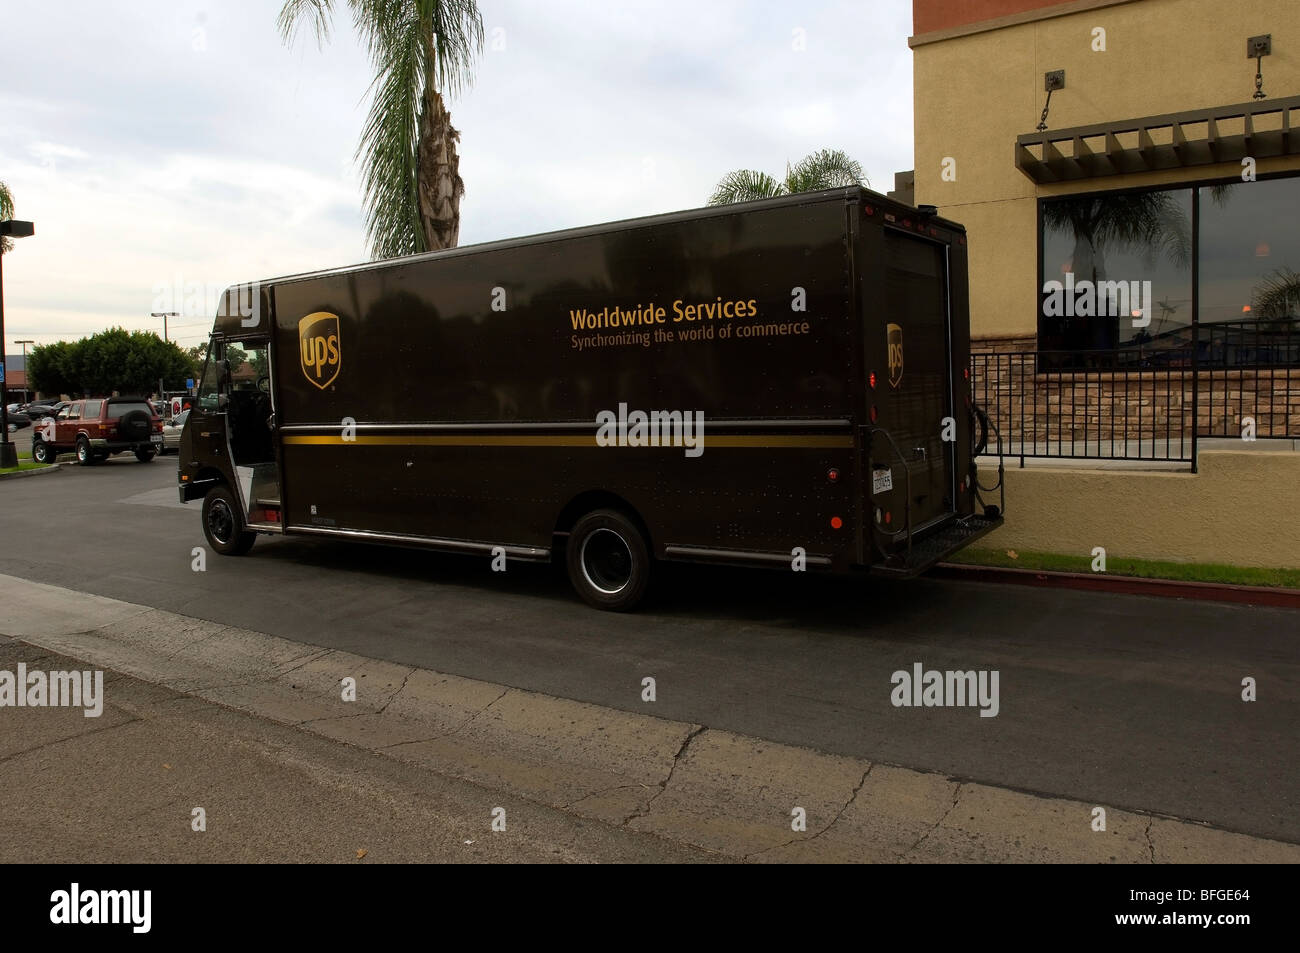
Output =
[{"x1": 1, "y1": 454, "x2": 1296, "y2": 843}]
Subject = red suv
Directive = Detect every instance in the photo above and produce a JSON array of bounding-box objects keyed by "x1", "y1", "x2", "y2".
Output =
[{"x1": 31, "y1": 397, "x2": 164, "y2": 465}]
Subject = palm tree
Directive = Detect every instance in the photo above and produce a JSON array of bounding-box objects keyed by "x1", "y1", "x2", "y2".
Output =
[
  {"x1": 0, "y1": 180, "x2": 14, "y2": 254},
  {"x1": 707, "y1": 150, "x2": 867, "y2": 205},
  {"x1": 278, "y1": 0, "x2": 484, "y2": 259},
  {"x1": 1251, "y1": 268, "x2": 1300, "y2": 323}
]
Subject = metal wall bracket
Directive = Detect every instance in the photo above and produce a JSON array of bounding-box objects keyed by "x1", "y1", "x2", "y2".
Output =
[
  {"x1": 1247, "y1": 34, "x2": 1271, "y2": 58},
  {"x1": 1037, "y1": 70, "x2": 1065, "y2": 131},
  {"x1": 1248, "y1": 35, "x2": 1271, "y2": 99}
]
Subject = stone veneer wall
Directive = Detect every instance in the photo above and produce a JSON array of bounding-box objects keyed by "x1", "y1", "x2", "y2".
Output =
[{"x1": 970, "y1": 336, "x2": 1300, "y2": 456}]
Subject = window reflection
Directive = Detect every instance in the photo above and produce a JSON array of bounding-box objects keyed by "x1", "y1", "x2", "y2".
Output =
[
  {"x1": 1039, "y1": 176, "x2": 1300, "y2": 367},
  {"x1": 1039, "y1": 188, "x2": 1193, "y2": 367},
  {"x1": 1198, "y1": 178, "x2": 1300, "y2": 366}
]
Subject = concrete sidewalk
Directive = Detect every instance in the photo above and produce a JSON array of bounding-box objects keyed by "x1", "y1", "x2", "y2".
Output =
[
  {"x1": 2, "y1": 574, "x2": 1296, "y2": 863},
  {"x1": 0, "y1": 634, "x2": 713, "y2": 863}
]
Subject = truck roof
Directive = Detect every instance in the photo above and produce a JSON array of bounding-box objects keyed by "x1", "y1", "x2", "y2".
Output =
[{"x1": 225, "y1": 184, "x2": 964, "y2": 296}]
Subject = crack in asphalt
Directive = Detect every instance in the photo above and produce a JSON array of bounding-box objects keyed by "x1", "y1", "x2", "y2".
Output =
[
  {"x1": 273, "y1": 649, "x2": 334, "y2": 679},
  {"x1": 900, "y1": 780, "x2": 963, "y2": 860},
  {"x1": 562, "y1": 782, "x2": 655, "y2": 811},
  {"x1": 0, "y1": 715, "x2": 143, "y2": 768},
  {"x1": 1144, "y1": 816, "x2": 1156, "y2": 863},
  {"x1": 373, "y1": 684, "x2": 514, "y2": 748},
  {"x1": 620, "y1": 724, "x2": 706, "y2": 828},
  {"x1": 370, "y1": 668, "x2": 416, "y2": 716},
  {"x1": 744, "y1": 762, "x2": 875, "y2": 860}
]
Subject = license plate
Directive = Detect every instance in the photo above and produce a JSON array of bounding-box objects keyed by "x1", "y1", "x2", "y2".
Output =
[
  {"x1": 150, "y1": 434, "x2": 163, "y2": 443},
  {"x1": 872, "y1": 467, "x2": 893, "y2": 494}
]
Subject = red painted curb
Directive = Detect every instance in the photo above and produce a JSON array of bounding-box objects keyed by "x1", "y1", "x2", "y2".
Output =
[{"x1": 932, "y1": 563, "x2": 1300, "y2": 609}]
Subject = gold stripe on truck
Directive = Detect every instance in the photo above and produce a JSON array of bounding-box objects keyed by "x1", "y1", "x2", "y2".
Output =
[{"x1": 282, "y1": 434, "x2": 854, "y2": 449}]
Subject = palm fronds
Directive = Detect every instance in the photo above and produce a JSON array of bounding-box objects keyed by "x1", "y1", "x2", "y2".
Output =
[
  {"x1": 708, "y1": 149, "x2": 867, "y2": 206},
  {"x1": 0, "y1": 180, "x2": 14, "y2": 254},
  {"x1": 279, "y1": 0, "x2": 483, "y2": 258}
]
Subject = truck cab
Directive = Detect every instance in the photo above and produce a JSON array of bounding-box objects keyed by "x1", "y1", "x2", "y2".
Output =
[{"x1": 178, "y1": 287, "x2": 282, "y2": 553}]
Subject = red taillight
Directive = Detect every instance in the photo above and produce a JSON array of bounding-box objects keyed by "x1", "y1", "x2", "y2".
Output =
[
  {"x1": 827, "y1": 468, "x2": 839, "y2": 483},
  {"x1": 830, "y1": 516, "x2": 843, "y2": 530},
  {"x1": 869, "y1": 371, "x2": 877, "y2": 389},
  {"x1": 864, "y1": 205, "x2": 875, "y2": 216},
  {"x1": 963, "y1": 367, "x2": 970, "y2": 380},
  {"x1": 884, "y1": 511, "x2": 892, "y2": 525},
  {"x1": 870, "y1": 405, "x2": 878, "y2": 423}
]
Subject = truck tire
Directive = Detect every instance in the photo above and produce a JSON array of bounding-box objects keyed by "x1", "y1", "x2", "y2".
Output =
[
  {"x1": 32, "y1": 440, "x2": 55, "y2": 464},
  {"x1": 202, "y1": 485, "x2": 256, "y2": 556},
  {"x1": 566, "y1": 509, "x2": 651, "y2": 611},
  {"x1": 76, "y1": 436, "x2": 96, "y2": 465},
  {"x1": 135, "y1": 448, "x2": 156, "y2": 463}
]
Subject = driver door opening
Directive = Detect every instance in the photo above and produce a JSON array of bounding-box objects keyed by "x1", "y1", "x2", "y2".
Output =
[{"x1": 212, "y1": 336, "x2": 282, "y2": 530}]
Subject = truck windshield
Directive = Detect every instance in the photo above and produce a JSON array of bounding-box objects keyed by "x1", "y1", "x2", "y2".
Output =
[{"x1": 198, "y1": 338, "x2": 223, "y2": 409}]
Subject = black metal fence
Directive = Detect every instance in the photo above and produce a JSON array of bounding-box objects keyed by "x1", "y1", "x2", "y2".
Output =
[{"x1": 971, "y1": 321, "x2": 1300, "y2": 466}]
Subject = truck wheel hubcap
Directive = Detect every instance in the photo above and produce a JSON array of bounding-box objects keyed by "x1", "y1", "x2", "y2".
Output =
[
  {"x1": 208, "y1": 500, "x2": 235, "y2": 544},
  {"x1": 580, "y1": 528, "x2": 632, "y2": 595}
]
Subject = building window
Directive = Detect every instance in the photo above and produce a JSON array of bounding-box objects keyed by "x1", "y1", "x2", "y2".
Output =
[
  {"x1": 1038, "y1": 174, "x2": 1300, "y2": 369},
  {"x1": 1197, "y1": 177, "x2": 1300, "y2": 367},
  {"x1": 1039, "y1": 186, "x2": 1193, "y2": 368}
]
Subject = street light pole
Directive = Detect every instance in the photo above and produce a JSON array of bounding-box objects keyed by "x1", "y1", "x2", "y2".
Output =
[
  {"x1": 151, "y1": 311, "x2": 179, "y2": 344},
  {"x1": 15, "y1": 339, "x2": 33, "y2": 403},
  {"x1": 0, "y1": 219, "x2": 36, "y2": 469}
]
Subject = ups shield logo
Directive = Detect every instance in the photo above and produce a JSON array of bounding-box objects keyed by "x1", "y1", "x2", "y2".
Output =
[
  {"x1": 299, "y1": 312, "x2": 341, "y2": 390},
  {"x1": 886, "y1": 322, "x2": 904, "y2": 388}
]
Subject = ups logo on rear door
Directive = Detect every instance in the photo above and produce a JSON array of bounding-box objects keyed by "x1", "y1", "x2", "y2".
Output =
[
  {"x1": 299, "y1": 312, "x2": 341, "y2": 389},
  {"x1": 887, "y1": 322, "x2": 904, "y2": 388}
]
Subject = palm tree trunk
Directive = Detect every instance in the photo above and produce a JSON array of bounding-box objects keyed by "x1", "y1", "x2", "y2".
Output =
[{"x1": 416, "y1": 84, "x2": 464, "y2": 251}]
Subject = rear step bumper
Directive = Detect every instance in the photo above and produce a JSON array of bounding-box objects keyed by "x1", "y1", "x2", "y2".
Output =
[{"x1": 871, "y1": 513, "x2": 1003, "y2": 578}]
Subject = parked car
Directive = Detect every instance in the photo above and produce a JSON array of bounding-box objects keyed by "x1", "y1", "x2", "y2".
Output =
[
  {"x1": 6, "y1": 415, "x2": 32, "y2": 433},
  {"x1": 26, "y1": 401, "x2": 67, "y2": 421},
  {"x1": 161, "y1": 409, "x2": 189, "y2": 453},
  {"x1": 30, "y1": 396, "x2": 164, "y2": 465}
]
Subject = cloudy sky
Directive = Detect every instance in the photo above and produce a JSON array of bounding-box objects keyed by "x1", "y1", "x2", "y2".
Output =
[{"x1": 1, "y1": 0, "x2": 914, "y2": 353}]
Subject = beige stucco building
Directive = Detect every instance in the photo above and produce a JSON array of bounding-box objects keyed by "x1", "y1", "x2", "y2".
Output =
[{"x1": 907, "y1": 0, "x2": 1300, "y2": 568}]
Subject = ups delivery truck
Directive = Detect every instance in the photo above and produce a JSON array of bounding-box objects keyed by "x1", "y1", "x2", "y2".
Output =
[{"x1": 179, "y1": 186, "x2": 1003, "y2": 610}]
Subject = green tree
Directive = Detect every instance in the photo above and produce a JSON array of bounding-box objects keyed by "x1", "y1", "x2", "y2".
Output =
[
  {"x1": 278, "y1": 0, "x2": 485, "y2": 258},
  {"x1": 27, "y1": 341, "x2": 77, "y2": 397},
  {"x1": 184, "y1": 343, "x2": 209, "y2": 379},
  {"x1": 707, "y1": 149, "x2": 867, "y2": 205},
  {"x1": 0, "y1": 180, "x2": 15, "y2": 254},
  {"x1": 28, "y1": 329, "x2": 196, "y2": 397}
]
